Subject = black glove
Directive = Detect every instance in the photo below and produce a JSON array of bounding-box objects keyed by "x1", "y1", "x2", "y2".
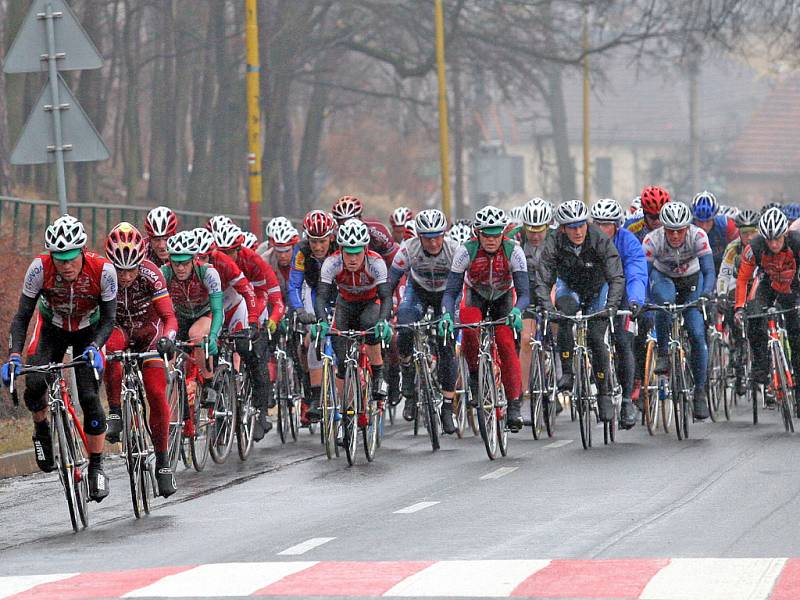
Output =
[
  {"x1": 157, "y1": 337, "x2": 176, "y2": 358},
  {"x1": 297, "y1": 309, "x2": 317, "y2": 325},
  {"x1": 607, "y1": 306, "x2": 617, "y2": 320},
  {"x1": 628, "y1": 302, "x2": 641, "y2": 319}
]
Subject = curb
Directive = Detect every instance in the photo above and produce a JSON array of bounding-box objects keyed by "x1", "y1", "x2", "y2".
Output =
[{"x1": 0, "y1": 448, "x2": 38, "y2": 479}]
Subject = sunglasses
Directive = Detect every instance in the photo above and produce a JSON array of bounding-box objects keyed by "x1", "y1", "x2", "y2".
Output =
[
  {"x1": 524, "y1": 225, "x2": 547, "y2": 233},
  {"x1": 478, "y1": 231, "x2": 503, "y2": 239}
]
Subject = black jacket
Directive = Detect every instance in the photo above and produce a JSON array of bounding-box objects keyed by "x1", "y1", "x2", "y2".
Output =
[{"x1": 533, "y1": 224, "x2": 625, "y2": 311}]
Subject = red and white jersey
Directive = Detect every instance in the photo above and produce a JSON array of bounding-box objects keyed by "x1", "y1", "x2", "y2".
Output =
[
  {"x1": 23, "y1": 252, "x2": 117, "y2": 331},
  {"x1": 643, "y1": 225, "x2": 712, "y2": 278},
  {"x1": 320, "y1": 250, "x2": 387, "y2": 302}
]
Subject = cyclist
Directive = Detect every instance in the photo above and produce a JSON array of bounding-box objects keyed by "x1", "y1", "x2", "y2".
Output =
[
  {"x1": 447, "y1": 221, "x2": 472, "y2": 246},
  {"x1": 288, "y1": 210, "x2": 337, "y2": 421},
  {"x1": 717, "y1": 208, "x2": 760, "y2": 396},
  {"x1": 533, "y1": 200, "x2": 625, "y2": 423},
  {"x1": 783, "y1": 202, "x2": 800, "y2": 226},
  {"x1": 625, "y1": 185, "x2": 670, "y2": 242},
  {"x1": 103, "y1": 223, "x2": 178, "y2": 497},
  {"x1": 207, "y1": 214, "x2": 233, "y2": 234},
  {"x1": 628, "y1": 195, "x2": 642, "y2": 218},
  {"x1": 441, "y1": 206, "x2": 529, "y2": 432},
  {"x1": 590, "y1": 199, "x2": 647, "y2": 429},
  {"x1": 735, "y1": 207, "x2": 800, "y2": 409},
  {"x1": 390, "y1": 207, "x2": 414, "y2": 243},
  {"x1": 242, "y1": 231, "x2": 259, "y2": 250},
  {"x1": 161, "y1": 231, "x2": 224, "y2": 436},
  {"x1": 332, "y1": 195, "x2": 399, "y2": 267},
  {"x1": 3, "y1": 216, "x2": 117, "y2": 501},
  {"x1": 258, "y1": 219, "x2": 300, "y2": 300},
  {"x1": 144, "y1": 206, "x2": 178, "y2": 267},
  {"x1": 311, "y1": 218, "x2": 393, "y2": 404},
  {"x1": 643, "y1": 201, "x2": 715, "y2": 419},
  {"x1": 389, "y1": 209, "x2": 459, "y2": 432},
  {"x1": 691, "y1": 191, "x2": 738, "y2": 273}
]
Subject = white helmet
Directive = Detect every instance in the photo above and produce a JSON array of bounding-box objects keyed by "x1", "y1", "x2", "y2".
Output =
[
  {"x1": 145, "y1": 206, "x2": 178, "y2": 237},
  {"x1": 405, "y1": 220, "x2": 417, "y2": 237},
  {"x1": 555, "y1": 200, "x2": 588, "y2": 225},
  {"x1": 447, "y1": 222, "x2": 472, "y2": 245},
  {"x1": 214, "y1": 223, "x2": 244, "y2": 250},
  {"x1": 207, "y1": 215, "x2": 233, "y2": 234},
  {"x1": 473, "y1": 205, "x2": 507, "y2": 231},
  {"x1": 390, "y1": 207, "x2": 413, "y2": 227},
  {"x1": 629, "y1": 196, "x2": 642, "y2": 214},
  {"x1": 167, "y1": 231, "x2": 199, "y2": 257},
  {"x1": 266, "y1": 216, "x2": 293, "y2": 240},
  {"x1": 193, "y1": 227, "x2": 216, "y2": 255},
  {"x1": 415, "y1": 209, "x2": 447, "y2": 235},
  {"x1": 660, "y1": 201, "x2": 693, "y2": 230},
  {"x1": 336, "y1": 218, "x2": 371, "y2": 250},
  {"x1": 591, "y1": 198, "x2": 624, "y2": 224},
  {"x1": 242, "y1": 231, "x2": 258, "y2": 250},
  {"x1": 270, "y1": 218, "x2": 299, "y2": 246},
  {"x1": 45, "y1": 215, "x2": 87, "y2": 257},
  {"x1": 508, "y1": 205, "x2": 525, "y2": 225},
  {"x1": 758, "y1": 207, "x2": 788, "y2": 240},
  {"x1": 522, "y1": 197, "x2": 553, "y2": 228}
]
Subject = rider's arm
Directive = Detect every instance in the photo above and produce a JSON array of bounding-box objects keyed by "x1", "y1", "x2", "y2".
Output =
[
  {"x1": 695, "y1": 228, "x2": 716, "y2": 295},
  {"x1": 599, "y1": 233, "x2": 626, "y2": 310},
  {"x1": 442, "y1": 244, "x2": 469, "y2": 316},
  {"x1": 368, "y1": 256, "x2": 392, "y2": 322},
  {"x1": 387, "y1": 243, "x2": 411, "y2": 295},
  {"x1": 203, "y1": 266, "x2": 225, "y2": 339},
  {"x1": 532, "y1": 235, "x2": 558, "y2": 311},
  {"x1": 509, "y1": 245, "x2": 530, "y2": 311},
  {"x1": 9, "y1": 295, "x2": 37, "y2": 355},
  {"x1": 716, "y1": 241, "x2": 738, "y2": 296},
  {"x1": 314, "y1": 255, "x2": 338, "y2": 321},
  {"x1": 619, "y1": 229, "x2": 648, "y2": 306},
  {"x1": 260, "y1": 261, "x2": 286, "y2": 323},
  {"x1": 287, "y1": 246, "x2": 306, "y2": 311},
  {"x1": 734, "y1": 245, "x2": 756, "y2": 310},
  {"x1": 91, "y1": 262, "x2": 119, "y2": 348}
]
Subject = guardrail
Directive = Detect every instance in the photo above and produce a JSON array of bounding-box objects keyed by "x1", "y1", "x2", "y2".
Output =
[{"x1": 0, "y1": 196, "x2": 288, "y2": 252}]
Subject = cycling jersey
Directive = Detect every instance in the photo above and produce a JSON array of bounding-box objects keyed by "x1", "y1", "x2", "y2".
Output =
[
  {"x1": 319, "y1": 249, "x2": 387, "y2": 303},
  {"x1": 115, "y1": 259, "x2": 178, "y2": 346},
  {"x1": 162, "y1": 262, "x2": 222, "y2": 321},
  {"x1": 736, "y1": 232, "x2": 800, "y2": 308},
  {"x1": 206, "y1": 249, "x2": 259, "y2": 325},
  {"x1": 624, "y1": 214, "x2": 657, "y2": 243},
  {"x1": 21, "y1": 251, "x2": 117, "y2": 332},
  {"x1": 448, "y1": 239, "x2": 528, "y2": 303},
  {"x1": 643, "y1": 225, "x2": 712, "y2": 278},
  {"x1": 700, "y1": 215, "x2": 739, "y2": 272},
  {"x1": 362, "y1": 218, "x2": 399, "y2": 266},
  {"x1": 388, "y1": 236, "x2": 458, "y2": 293},
  {"x1": 614, "y1": 227, "x2": 648, "y2": 306},
  {"x1": 717, "y1": 239, "x2": 745, "y2": 296},
  {"x1": 233, "y1": 246, "x2": 284, "y2": 323},
  {"x1": 287, "y1": 240, "x2": 335, "y2": 310}
]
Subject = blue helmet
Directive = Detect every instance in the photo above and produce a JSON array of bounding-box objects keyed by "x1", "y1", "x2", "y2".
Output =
[
  {"x1": 691, "y1": 191, "x2": 718, "y2": 221},
  {"x1": 781, "y1": 202, "x2": 800, "y2": 222}
]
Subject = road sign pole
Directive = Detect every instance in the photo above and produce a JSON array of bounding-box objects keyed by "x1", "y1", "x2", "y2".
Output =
[
  {"x1": 43, "y1": 3, "x2": 68, "y2": 214},
  {"x1": 434, "y1": 0, "x2": 452, "y2": 220}
]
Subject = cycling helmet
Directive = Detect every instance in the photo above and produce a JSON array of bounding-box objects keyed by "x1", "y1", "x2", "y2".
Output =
[
  {"x1": 629, "y1": 196, "x2": 642, "y2": 214},
  {"x1": 591, "y1": 198, "x2": 624, "y2": 224},
  {"x1": 242, "y1": 231, "x2": 259, "y2": 250},
  {"x1": 405, "y1": 221, "x2": 417, "y2": 237},
  {"x1": 718, "y1": 204, "x2": 738, "y2": 218},
  {"x1": 782, "y1": 202, "x2": 800, "y2": 222},
  {"x1": 214, "y1": 223, "x2": 244, "y2": 250},
  {"x1": 303, "y1": 210, "x2": 335, "y2": 239},
  {"x1": 45, "y1": 215, "x2": 87, "y2": 259},
  {"x1": 266, "y1": 216, "x2": 293, "y2": 240},
  {"x1": 734, "y1": 208, "x2": 759, "y2": 229},
  {"x1": 193, "y1": 227, "x2": 216, "y2": 255},
  {"x1": 473, "y1": 205, "x2": 507, "y2": 233},
  {"x1": 522, "y1": 197, "x2": 553, "y2": 228},
  {"x1": 447, "y1": 222, "x2": 472, "y2": 245},
  {"x1": 106, "y1": 222, "x2": 146, "y2": 269},
  {"x1": 660, "y1": 201, "x2": 693, "y2": 230},
  {"x1": 555, "y1": 200, "x2": 589, "y2": 226},
  {"x1": 336, "y1": 218, "x2": 371, "y2": 252},
  {"x1": 691, "y1": 190, "x2": 718, "y2": 221},
  {"x1": 762, "y1": 201, "x2": 783, "y2": 215},
  {"x1": 641, "y1": 186, "x2": 671, "y2": 216},
  {"x1": 167, "y1": 231, "x2": 198, "y2": 260},
  {"x1": 332, "y1": 195, "x2": 363, "y2": 221},
  {"x1": 759, "y1": 207, "x2": 788, "y2": 240},
  {"x1": 508, "y1": 205, "x2": 525, "y2": 225},
  {"x1": 415, "y1": 209, "x2": 447, "y2": 236},
  {"x1": 390, "y1": 206, "x2": 413, "y2": 227},
  {"x1": 206, "y1": 215, "x2": 233, "y2": 234},
  {"x1": 144, "y1": 206, "x2": 178, "y2": 238},
  {"x1": 269, "y1": 218, "x2": 300, "y2": 246}
]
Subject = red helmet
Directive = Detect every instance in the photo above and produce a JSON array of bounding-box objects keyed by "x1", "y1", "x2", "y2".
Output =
[
  {"x1": 641, "y1": 186, "x2": 671, "y2": 216},
  {"x1": 144, "y1": 206, "x2": 177, "y2": 238},
  {"x1": 332, "y1": 195, "x2": 363, "y2": 221},
  {"x1": 106, "y1": 222, "x2": 146, "y2": 269},
  {"x1": 303, "y1": 210, "x2": 335, "y2": 239}
]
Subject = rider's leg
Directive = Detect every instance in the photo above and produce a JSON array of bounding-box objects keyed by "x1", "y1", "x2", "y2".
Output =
[
  {"x1": 554, "y1": 285, "x2": 579, "y2": 390},
  {"x1": 396, "y1": 284, "x2": 423, "y2": 419},
  {"x1": 103, "y1": 327, "x2": 128, "y2": 442},
  {"x1": 649, "y1": 269, "x2": 677, "y2": 372}
]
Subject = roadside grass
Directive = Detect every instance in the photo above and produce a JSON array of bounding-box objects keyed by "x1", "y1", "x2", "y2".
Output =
[{"x1": 0, "y1": 418, "x2": 31, "y2": 455}]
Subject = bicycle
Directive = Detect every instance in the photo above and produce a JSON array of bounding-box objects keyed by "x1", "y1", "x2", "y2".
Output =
[
  {"x1": 105, "y1": 349, "x2": 161, "y2": 518},
  {"x1": 706, "y1": 297, "x2": 734, "y2": 422},
  {"x1": 453, "y1": 334, "x2": 478, "y2": 438},
  {"x1": 454, "y1": 318, "x2": 509, "y2": 460},
  {"x1": 203, "y1": 331, "x2": 242, "y2": 464},
  {"x1": 526, "y1": 309, "x2": 558, "y2": 440},
  {"x1": 745, "y1": 306, "x2": 797, "y2": 433},
  {"x1": 169, "y1": 340, "x2": 212, "y2": 472},
  {"x1": 314, "y1": 330, "x2": 341, "y2": 460},
  {"x1": 641, "y1": 328, "x2": 673, "y2": 435},
  {"x1": 10, "y1": 357, "x2": 91, "y2": 532},
  {"x1": 644, "y1": 301, "x2": 706, "y2": 441},
  {"x1": 273, "y1": 323, "x2": 303, "y2": 444},
  {"x1": 325, "y1": 327, "x2": 384, "y2": 465},
  {"x1": 396, "y1": 310, "x2": 443, "y2": 452},
  {"x1": 548, "y1": 309, "x2": 618, "y2": 449}
]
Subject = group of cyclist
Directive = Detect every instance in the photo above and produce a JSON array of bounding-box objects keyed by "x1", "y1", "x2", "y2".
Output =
[{"x1": 3, "y1": 185, "x2": 798, "y2": 503}]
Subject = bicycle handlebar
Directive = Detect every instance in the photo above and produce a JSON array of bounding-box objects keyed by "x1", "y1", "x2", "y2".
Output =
[
  {"x1": 9, "y1": 357, "x2": 90, "y2": 399},
  {"x1": 745, "y1": 305, "x2": 800, "y2": 320},
  {"x1": 106, "y1": 349, "x2": 162, "y2": 362}
]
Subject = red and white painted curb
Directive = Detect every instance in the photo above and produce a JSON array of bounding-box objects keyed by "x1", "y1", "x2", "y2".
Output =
[{"x1": 2, "y1": 558, "x2": 799, "y2": 599}]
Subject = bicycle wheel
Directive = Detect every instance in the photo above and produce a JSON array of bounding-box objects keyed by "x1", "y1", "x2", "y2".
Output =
[
  {"x1": 190, "y1": 382, "x2": 210, "y2": 471},
  {"x1": 54, "y1": 409, "x2": 82, "y2": 532},
  {"x1": 497, "y1": 383, "x2": 508, "y2": 457},
  {"x1": 453, "y1": 353, "x2": 468, "y2": 439},
  {"x1": 476, "y1": 350, "x2": 499, "y2": 460},
  {"x1": 419, "y1": 362, "x2": 440, "y2": 451},
  {"x1": 681, "y1": 355, "x2": 692, "y2": 439},
  {"x1": 642, "y1": 340, "x2": 659, "y2": 435},
  {"x1": 66, "y1": 413, "x2": 89, "y2": 528},
  {"x1": 166, "y1": 370, "x2": 183, "y2": 472},
  {"x1": 706, "y1": 337, "x2": 721, "y2": 422},
  {"x1": 529, "y1": 346, "x2": 545, "y2": 440},
  {"x1": 276, "y1": 356, "x2": 290, "y2": 444},
  {"x1": 576, "y1": 353, "x2": 592, "y2": 450},
  {"x1": 773, "y1": 345, "x2": 795, "y2": 433},
  {"x1": 288, "y1": 362, "x2": 302, "y2": 441},
  {"x1": 342, "y1": 364, "x2": 359, "y2": 466},
  {"x1": 363, "y1": 370, "x2": 379, "y2": 461},
  {"x1": 604, "y1": 360, "x2": 618, "y2": 445},
  {"x1": 122, "y1": 393, "x2": 148, "y2": 518},
  {"x1": 320, "y1": 360, "x2": 339, "y2": 459},
  {"x1": 209, "y1": 369, "x2": 237, "y2": 464},
  {"x1": 236, "y1": 368, "x2": 256, "y2": 461},
  {"x1": 670, "y1": 353, "x2": 684, "y2": 441}
]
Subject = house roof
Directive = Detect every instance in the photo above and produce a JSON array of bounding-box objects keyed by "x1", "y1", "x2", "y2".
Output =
[{"x1": 726, "y1": 76, "x2": 800, "y2": 175}]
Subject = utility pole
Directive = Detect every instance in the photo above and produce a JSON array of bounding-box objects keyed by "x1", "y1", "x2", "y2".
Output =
[
  {"x1": 245, "y1": 0, "x2": 263, "y2": 236},
  {"x1": 434, "y1": 0, "x2": 452, "y2": 219},
  {"x1": 582, "y1": 7, "x2": 590, "y2": 204},
  {"x1": 688, "y1": 34, "x2": 701, "y2": 195}
]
